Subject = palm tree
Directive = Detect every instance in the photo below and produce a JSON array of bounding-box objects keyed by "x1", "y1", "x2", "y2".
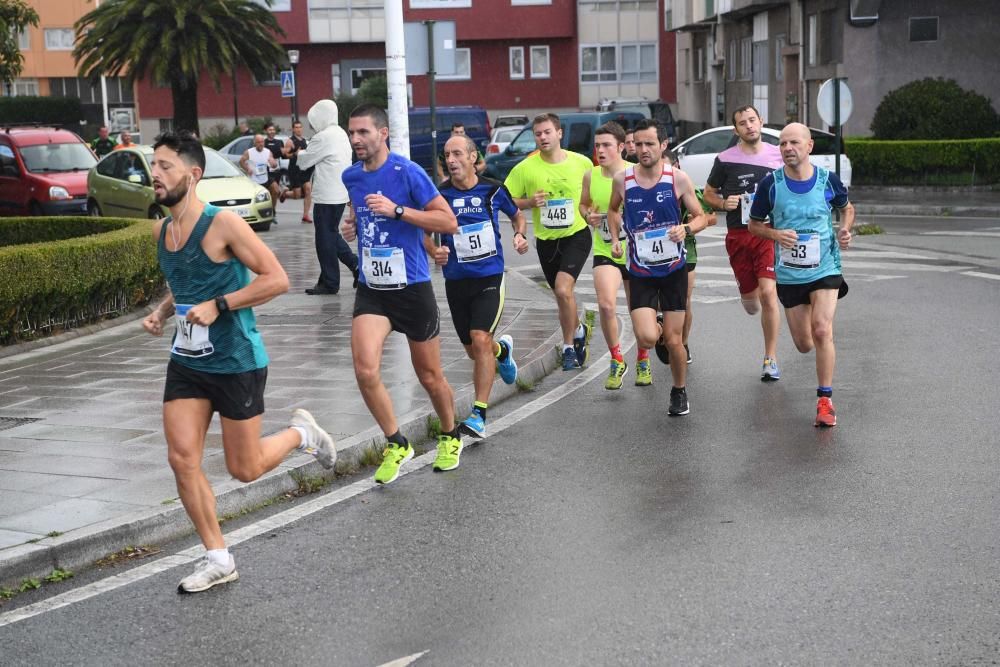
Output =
[{"x1": 73, "y1": 0, "x2": 286, "y2": 133}]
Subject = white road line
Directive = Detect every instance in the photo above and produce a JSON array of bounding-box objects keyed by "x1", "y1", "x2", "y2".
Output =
[
  {"x1": 961, "y1": 271, "x2": 1000, "y2": 281},
  {"x1": 921, "y1": 231, "x2": 1000, "y2": 237},
  {"x1": 0, "y1": 324, "x2": 630, "y2": 629},
  {"x1": 378, "y1": 651, "x2": 429, "y2": 666},
  {"x1": 840, "y1": 261, "x2": 975, "y2": 273}
]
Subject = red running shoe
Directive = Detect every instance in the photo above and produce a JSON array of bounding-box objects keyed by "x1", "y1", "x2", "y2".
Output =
[{"x1": 815, "y1": 396, "x2": 837, "y2": 427}]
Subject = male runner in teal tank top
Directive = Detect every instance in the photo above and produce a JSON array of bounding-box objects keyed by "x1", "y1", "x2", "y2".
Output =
[{"x1": 142, "y1": 131, "x2": 336, "y2": 594}]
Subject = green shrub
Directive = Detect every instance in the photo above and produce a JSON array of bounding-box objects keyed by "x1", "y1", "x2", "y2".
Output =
[
  {"x1": 870, "y1": 78, "x2": 1000, "y2": 140},
  {"x1": 0, "y1": 217, "x2": 133, "y2": 247},
  {"x1": 845, "y1": 138, "x2": 1000, "y2": 185},
  {"x1": 0, "y1": 96, "x2": 84, "y2": 127},
  {"x1": 0, "y1": 217, "x2": 162, "y2": 344}
]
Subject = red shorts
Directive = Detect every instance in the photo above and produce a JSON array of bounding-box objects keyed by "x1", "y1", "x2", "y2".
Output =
[{"x1": 725, "y1": 228, "x2": 775, "y2": 295}]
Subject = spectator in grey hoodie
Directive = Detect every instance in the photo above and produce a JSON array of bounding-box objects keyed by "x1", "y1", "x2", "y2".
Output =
[{"x1": 295, "y1": 99, "x2": 359, "y2": 295}]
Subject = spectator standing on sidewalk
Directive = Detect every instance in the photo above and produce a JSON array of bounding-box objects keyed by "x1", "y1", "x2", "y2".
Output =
[
  {"x1": 295, "y1": 99, "x2": 358, "y2": 295},
  {"x1": 282, "y1": 120, "x2": 315, "y2": 223},
  {"x1": 91, "y1": 126, "x2": 116, "y2": 158}
]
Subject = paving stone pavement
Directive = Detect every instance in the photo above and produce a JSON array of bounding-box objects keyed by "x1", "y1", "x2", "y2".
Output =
[{"x1": 0, "y1": 201, "x2": 565, "y2": 582}]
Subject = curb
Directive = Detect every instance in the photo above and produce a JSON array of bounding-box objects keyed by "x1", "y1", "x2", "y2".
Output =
[
  {"x1": 0, "y1": 305, "x2": 156, "y2": 361},
  {"x1": 0, "y1": 320, "x2": 563, "y2": 589},
  {"x1": 853, "y1": 204, "x2": 1000, "y2": 218}
]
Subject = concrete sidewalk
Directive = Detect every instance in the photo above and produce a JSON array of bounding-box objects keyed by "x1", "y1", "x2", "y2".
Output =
[
  {"x1": 850, "y1": 185, "x2": 1000, "y2": 218},
  {"x1": 0, "y1": 206, "x2": 565, "y2": 588}
]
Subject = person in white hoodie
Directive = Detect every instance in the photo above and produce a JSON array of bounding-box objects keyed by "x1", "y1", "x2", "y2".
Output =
[{"x1": 295, "y1": 99, "x2": 359, "y2": 295}]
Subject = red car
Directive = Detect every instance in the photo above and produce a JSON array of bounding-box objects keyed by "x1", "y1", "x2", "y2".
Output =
[{"x1": 0, "y1": 126, "x2": 97, "y2": 216}]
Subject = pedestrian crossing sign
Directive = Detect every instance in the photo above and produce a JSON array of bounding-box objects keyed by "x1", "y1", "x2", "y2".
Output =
[{"x1": 280, "y1": 70, "x2": 295, "y2": 98}]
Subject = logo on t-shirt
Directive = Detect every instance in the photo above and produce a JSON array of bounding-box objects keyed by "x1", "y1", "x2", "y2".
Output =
[{"x1": 471, "y1": 197, "x2": 482, "y2": 206}]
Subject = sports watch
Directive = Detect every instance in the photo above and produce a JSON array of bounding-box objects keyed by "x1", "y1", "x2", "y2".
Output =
[
  {"x1": 394, "y1": 205, "x2": 404, "y2": 219},
  {"x1": 214, "y1": 295, "x2": 230, "y2": 313}
]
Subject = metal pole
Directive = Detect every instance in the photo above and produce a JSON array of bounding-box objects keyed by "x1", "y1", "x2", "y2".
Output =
[
  {"x1": 384, "y1": 0, "x2": 410, "y2": 158},
  {"x1": 232, "y1": 68, "x2": 239, "y2": 127},
  {"x1": 95, "y1": 0, "x2": 109, "y2": 128},
  {"x1": 290, "y1": 62, "x2": 298, "y2": 123},
  {"x1": 834, "y1": 77, "x2": 841, "y2": 178},
  {"x1": 425, "y1": 20, "x2": 437, "y2": 180}
]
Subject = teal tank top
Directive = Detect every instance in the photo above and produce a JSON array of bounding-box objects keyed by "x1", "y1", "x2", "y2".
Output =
[
  {"x1": 770, "y1": 168, "x2": 842, "y2": 285},
  {"x1": 157, "y1": 205, "x2": 269, "y2": 374}
]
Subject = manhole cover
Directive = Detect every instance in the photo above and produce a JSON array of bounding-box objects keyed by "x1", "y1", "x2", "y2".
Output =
[{"x1": 0, "y1": 417, "x2": 42, "y2": 432}]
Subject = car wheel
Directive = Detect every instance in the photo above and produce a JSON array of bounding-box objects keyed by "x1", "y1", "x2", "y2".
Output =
[
  {"x1": 30, "y1": 202, "x2": 44, "y2": 216},
  {"x1": 251, "y1": 222, "x2": 271, "y2": 232},
  {"x1": 87, "y1": 200, "x2": 102, "y2": 217},
  {"x1": 148, "y1": 205, "x2": 165, "y2": 220}
]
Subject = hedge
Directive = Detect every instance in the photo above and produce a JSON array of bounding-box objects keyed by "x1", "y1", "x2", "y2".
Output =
[
  {"x1": 0, "y1": 217, "x2": 162, "y2": 344},
  {"x1": 845, "y1": 138, "x2": 1000, "y2": 186},
  {"x1": 0, "y1": 96, "x2": 84, "y2": 127}
]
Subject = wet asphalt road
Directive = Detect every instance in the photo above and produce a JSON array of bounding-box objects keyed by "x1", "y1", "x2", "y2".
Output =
[{"x1": 0, "y1": 215, "x2": 998, "y2": 665}]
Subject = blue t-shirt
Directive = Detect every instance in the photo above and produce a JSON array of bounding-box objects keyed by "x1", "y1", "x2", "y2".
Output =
[
  {"x1": 437, "y1": 177, "x2": 518, "y2": 281},
  {"x1": 342, "y1": 152, "x2": 441, "y2": 288},
  {"x1": 748, "y1": 168, "x2": 849, "y2": 221}
]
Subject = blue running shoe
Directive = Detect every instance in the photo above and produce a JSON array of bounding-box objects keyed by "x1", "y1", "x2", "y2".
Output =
[
  {"x1": 761, "y1": 357, "x2": 781, "y2": 382},
  {"x1": 573, "y1": 312, "x2": 594, "y2": 368},
  {"x1": 561, "y1": 347, "x2": 580, "y2": 371},
  {"x1": 461, "y1": 411, "x2": 486, "y2": 438},
  {"x1": 496, "y1": 334, "x2": 518, "y2": 384}
]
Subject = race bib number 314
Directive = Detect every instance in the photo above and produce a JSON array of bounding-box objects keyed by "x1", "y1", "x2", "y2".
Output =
[{"x1": 362, "y1": 247, "x2": 407, "y2": 290}]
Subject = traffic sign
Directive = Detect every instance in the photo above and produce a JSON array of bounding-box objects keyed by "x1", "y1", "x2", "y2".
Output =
[
  {"x1": 280, "y1": 70, "x2": 296, "y2": 98},
  {"x1": 817, "y1": 78, "x2": 853, "y2": 127}
]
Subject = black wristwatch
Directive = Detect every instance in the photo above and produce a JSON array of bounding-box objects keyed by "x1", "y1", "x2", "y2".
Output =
[
  {"x1": 214, "y1": 295, "x2": 230, "y2": 313},
  {"x1": 393, "y1": 205, "x2": 404, "y2": 219}
]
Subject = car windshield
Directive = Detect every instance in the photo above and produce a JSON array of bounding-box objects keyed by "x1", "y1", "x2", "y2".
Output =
[
  {"x1": 20, "y1": 142, "x2": 97, "y2": 173},
  {"x1": 203, "y1": 150, "x2": 243, "y2": 178},
  {"x1": 508, "y1": 128, "x2": 538, "y2": 154},
  {"x1": 497, "y1": 128, "x2": 522, "y2": 143}
]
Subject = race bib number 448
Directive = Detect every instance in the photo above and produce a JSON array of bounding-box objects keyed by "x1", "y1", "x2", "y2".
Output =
[{"x1": 540, "y1": 198, "x2": 574, "y2": 229}]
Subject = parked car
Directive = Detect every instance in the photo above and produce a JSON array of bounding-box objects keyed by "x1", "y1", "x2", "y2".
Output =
[
  {"x1": 486, "y1": 125, "x2": 526, "y2": 155},
  {"x1": 218, "y1": 133, "x2": 290, "y2": 175},
  {"x1": 493, "y1": 114, "x2": 529, "y2": 129},
  {"x1": 87, "y1": 145, "x2": 275, "y2": 231},
  {"x1": 0, "y1": 126, "x2": 97, "y2": 216},
  {"x1": 672, "y1": 125, "x2": 853, "y2": 189},
  {"x1": 596, "y1": 97, "x2": 678, "y2": 146},
  {"x1": 484, "y1": 111, "x2": 646, "y2": 181},
  {"x1": 407, "y1": 106, "x2": 490, "y2": 174}
]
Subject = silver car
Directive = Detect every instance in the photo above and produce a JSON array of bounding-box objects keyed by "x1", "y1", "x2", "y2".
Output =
[{"x1": 218, "y1": 134, "x2": 290, "y2": 175}]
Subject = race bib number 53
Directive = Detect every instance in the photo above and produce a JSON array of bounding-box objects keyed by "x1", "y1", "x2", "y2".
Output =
[{"x1": 779, "y1": 233, "x2": 821, "y2": 269}]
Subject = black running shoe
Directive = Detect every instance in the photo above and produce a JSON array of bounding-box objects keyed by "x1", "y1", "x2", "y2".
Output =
[
  {"x1": 668, "y1": 387, "x2": 690, "y2": 416},
  {"x1": 654, "y1": 313, "x2": 670, "y2": 365}
]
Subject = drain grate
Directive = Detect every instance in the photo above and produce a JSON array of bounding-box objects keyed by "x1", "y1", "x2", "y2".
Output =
[{"x1": 0, "y1": 417, "x2": 42, "y2": 432}]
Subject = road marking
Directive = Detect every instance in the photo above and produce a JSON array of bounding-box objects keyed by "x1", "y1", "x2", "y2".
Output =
[
  {"x1": 921, "y1": 231, "x2": 1000, "y2": 238},
  {"x1": 961, "y1": 271, "x2": 1000, "y2": 281},
  {"x1": 378, "y1": 651, "x2": 429, "y2": 666},
  {"x1": 0, "y1": 324, "x2": 630, "y2": 629}
]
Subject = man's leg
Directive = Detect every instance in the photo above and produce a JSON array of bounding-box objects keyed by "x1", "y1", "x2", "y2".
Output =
[
  {"x1": 593, "y1": 264, "x2": 622, "y2": 349},
  {"x1": 219, "y1": 415, "x2": 303, "y2": 483},
  {"x1": 302, "y1": 181, "x2": 313, "y2": 221},
  {"x1": 663, "y1": 311, "x2": 687, "y2": 389},
  {"x1": 311, "y1": 203, "x2": 342, "y2": 291},
  {"x1": 409, "y1": 336, "x2": 456, "y2": 433},
  {"x1": 631, "y1": 306, "x2": 660, "y2": 351},
  {"x1": 784, "y1": 303, "x2": 815, "y2": 354},
  {"x1": 809, "y1": 288, "x2": 840, "y2": 388},
  {"x1": 468, "y1": 330, "x2": 497, "y2": 405},
  {"x1": 332, "y1": 203, "x2": 359, "y2": 272},
  {"x1": 351, "y1": 314, "x2": 396, "y2": 434},
  {"x1": 759, "y1": 277, "x2": 781, "y2": 359},
  {"x1": 553, "y1": 270, "x2": 580, "y2": 347},
  {"x1": 164, "y1": 399, "x2": 220, "y2": 549}
]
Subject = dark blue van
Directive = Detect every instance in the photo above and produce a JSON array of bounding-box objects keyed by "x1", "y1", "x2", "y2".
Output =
[{"x1": 407, "y1": 106, "x2": 489, "y2": 174}]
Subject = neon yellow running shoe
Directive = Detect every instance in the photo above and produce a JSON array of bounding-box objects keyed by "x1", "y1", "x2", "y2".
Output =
[
  {"x1": 432, "y1": 434, "x2": 463, "y2": 472},
  {"x1": 374, "y1": 442, "x2": 414, "y2": 484},
  {"x1": 635, "y1": 359, "x2": 652, "y2": 386},
  {"x1": 605, "y1": 359, "x2": 628, "y2": 390}
]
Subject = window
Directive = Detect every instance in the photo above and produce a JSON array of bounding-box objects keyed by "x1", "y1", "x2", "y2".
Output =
[
  {"x1": 683, "y1": 129, "x2": 736, "y2": 155},
  {"x1": 349, "y1": 67, "x2": 385, "y2": 93},
  {"x1": 581, "y1": 45, "x2": 617, "y2": 82},
  {"x1": 251, "y1": 0, "x2": 291, "y2": 8},
  {"x1": 694, "y1": 47, "x2": 704, "y2": 82},
  {"x1": 507, "y1": 127, "x2": 538, "y2": 155},
  {"x1": 410, "y1": 0, "x2": 471, "y2": 6},
  {"x1": 621, "y1": 44, "x2": 656, "y2": 82},
  {"x1": 309, "y1": 0, "x2": 384, "y2": 43},
  {"x1": 11, "y1": 78, "x2": 38, "y2": 96},
  {"x1": 909, "y1": 16, "x2": 938, "y2": 42},
  {"x1": 1, "y1": 145, "x2": 19, "y2": 177},
  {"x1": 15, "y1": 29, "x2": 29, "y2": 50},
  {"x1": 566, "y1": 122, "x2": 592, "y2": 154},
  {"x1": 808, "y1": 14, "x2": 818, "y2": 65},
  {"x1": 530, "y1": 45, "x2": 550, "y2": 78},
  {"x1": 254, "y1": 66, "x2": 284, "y2": 86},
  {"x1": 665, "y1": 6, "x2": 672, "y2": 30},
  {"x1": 512, "y1": 0, "x2": 551, "y2": 4},
  {"x1": 752, "y1": 41, "x2": 768, "y2": 84},
  {"x1": 96, "y1": 152, "x2": 120, "y2": 177},
  {"x1": 509, "y1": 46, "x2": 524, "y2": 79},
  {"x1": 739, "y1": 37, "x2": 751, "y2": 80},
  {"x1": 44, "y1": 28, "x2": 74, "y2": 51},
  {"x1": 727, "y1": 40, "x2": 736, "y2": 81},
  {"x1": 774, "y1": 34, "x2": 786, "y2": 81},
  {"x1": 159, "y1": 118, "x2": 174, "y2": 134},
  {"x1": 439, "y1": 48, "x2": 471, "y2": 80}
]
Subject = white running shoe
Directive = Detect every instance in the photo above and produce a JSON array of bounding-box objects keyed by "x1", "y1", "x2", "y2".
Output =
[
  {"x1": 178, "y1": 556, "x2": 239, "y2": 593},
  {"x1": 292, "y1": 408, "x2": 337, "y2": 469}
]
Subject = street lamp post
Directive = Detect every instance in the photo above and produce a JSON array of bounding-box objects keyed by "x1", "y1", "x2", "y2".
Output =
[{"x1": 287, "y1": 49, "x2": 299, "y2": 124}]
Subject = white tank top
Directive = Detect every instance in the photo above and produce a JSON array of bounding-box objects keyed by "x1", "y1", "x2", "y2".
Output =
[{"x1": 247, "y1": 146, "x2": 271, "y2": 184}]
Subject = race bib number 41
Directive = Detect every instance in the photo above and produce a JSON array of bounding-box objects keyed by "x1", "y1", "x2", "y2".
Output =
[
  {"x1": 779, "y1": 233, "x2": 821, "y2": 269},
  {"x1": 454, "y1": 222, "x2": 498, "y2": 263},
  {"x1": 635, "y1": 227, "x2": 680, "y2": 266},
  {"x1": 362, "y1": 247, "x2": 407, "y2": 289},
  {"x1": 171, "y1": 304, "x2": 214, "y2": 358},
  {"x1": 541, "y1": 198, "x2": 574, "y2": 229}
]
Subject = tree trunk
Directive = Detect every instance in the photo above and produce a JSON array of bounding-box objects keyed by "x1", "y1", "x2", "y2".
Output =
[{"x1": 170, "y1": 80, "x2": 200, "y2": 135}]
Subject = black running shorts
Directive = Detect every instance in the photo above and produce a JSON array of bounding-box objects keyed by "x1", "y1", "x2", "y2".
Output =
[
  {"x1": 628, "y1": 269, "x2": 688, "y2": 313},
  {"x1": 163, "y1": 360, "x2": 267, "y2": 421},
  {"x1": 592, "y1": 254, "x2": 630, "y2": 282},
  {"x1": 445, "y1": 273, "x2": 505, "y2": 346},
  {"x1": 535, "y1": 226, "x2": 592, "y2": 288},
  {"x1": 776, "y1": 274, "x2": 849, "y2": 309},
  {"x1": 353, "y1": 281, "x2": 441, "y2": 342}
]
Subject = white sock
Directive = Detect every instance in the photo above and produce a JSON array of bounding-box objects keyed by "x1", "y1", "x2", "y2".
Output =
[
  {"x1": 291, "y1": 425, "x2": 310, "y2": 449},
  {"x1": 563, "y1": 344, "x2": 573, "y2": 354},
  {"x1": 575, "y1": 323, "x2": 585, "y2": 338},
  {"x1": 206, "y1": 548, "x2": 232, "y2": 567}
]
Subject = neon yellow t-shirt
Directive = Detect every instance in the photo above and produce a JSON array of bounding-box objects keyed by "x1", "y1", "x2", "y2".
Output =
[
  {"x1": 504, "y1": 151, "x2": 592, "y2": 241},
  {"x1": 588, "y1": 163, "x2": 627, "y2": 264}
]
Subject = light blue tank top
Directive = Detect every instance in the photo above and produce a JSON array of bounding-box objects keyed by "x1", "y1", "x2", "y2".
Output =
[{"x1": 770, "y1": 167, "x2": 842, "y2": 284}]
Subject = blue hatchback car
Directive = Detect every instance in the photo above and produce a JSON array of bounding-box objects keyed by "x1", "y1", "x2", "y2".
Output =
[{"x1": 407, "y1": 106, "x2": 490, "y2": 175}]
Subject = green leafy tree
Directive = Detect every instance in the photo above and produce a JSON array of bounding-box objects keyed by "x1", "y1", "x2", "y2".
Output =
[
  {"x1": 73, "y1": 0, "x2": 286, "y2": 133},
  {"x1": 871, "y1": 78, "x2": 1000, "y2": 140},
  {"x1": 0, "y1": 0, "x2": 39, "y2": 89}
]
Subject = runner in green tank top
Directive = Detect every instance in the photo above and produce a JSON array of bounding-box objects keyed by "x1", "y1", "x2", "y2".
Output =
[
  {"x1": 579, "y1": 122, "x2": 653, "y2": 390},
  {"x1": 142, "y1": 131, "x2": 336, "y2": 594}
]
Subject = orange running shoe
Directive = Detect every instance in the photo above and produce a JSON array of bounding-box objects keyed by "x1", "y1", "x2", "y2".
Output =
[{"x1": 815, "y1": 396, "x2": 837, "y2": 427}]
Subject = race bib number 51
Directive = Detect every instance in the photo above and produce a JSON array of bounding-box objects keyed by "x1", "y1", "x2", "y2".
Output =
[
  {"x1": 454, "y1": 222, "x2": 498, "y2": 263},
  {"x1": 171, "y1": 304, "x2": 214, "y2": 358}
]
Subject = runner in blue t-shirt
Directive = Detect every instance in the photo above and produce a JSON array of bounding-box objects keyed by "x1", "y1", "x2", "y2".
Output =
[
  {"x1": 424, "y1": 135, "x2": 530, "y2": 440},
  {"x1": 747, "y1": 123, "x2": 856, "y2": 428},
  {"x1": 339, "y1": 105, "x2": 463, "y2": 480}
]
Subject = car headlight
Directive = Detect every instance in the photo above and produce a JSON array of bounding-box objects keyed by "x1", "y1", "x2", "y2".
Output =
[
  {"x1": 254, "y1": 189, "x2": 270, "y2": 203},
  {"x1": 49, "y1": 186, "x2": 71, "y2": 200}
]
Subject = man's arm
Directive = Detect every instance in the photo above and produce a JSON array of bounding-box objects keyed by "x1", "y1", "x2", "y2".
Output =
[
  {"x1": 672, "y1": 169, "x2": 709, "y2": 241},
  {"x1": 295, "y1": 133, "x2": 328, "y2": 170},
  {"x1": 239, "y1": 150, "x2": 252, "y2": 176},
  {"x1": 364, "y1": 193, "x2": 458, "y2": 234},
  {"x1": 702, "y1": 157, "x2": 739, "y2": 212}
]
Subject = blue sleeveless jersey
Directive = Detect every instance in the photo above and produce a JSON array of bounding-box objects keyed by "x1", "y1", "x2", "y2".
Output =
[
  {"x1": 437, "y1": 177, "x2": 518, "y2": 281},
  {"x1": 769, "y1": 167, "x2": 842, "y2": 284},
  {"x1": 622, "y1": 165, "x2": 685, "y2": 278}
]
